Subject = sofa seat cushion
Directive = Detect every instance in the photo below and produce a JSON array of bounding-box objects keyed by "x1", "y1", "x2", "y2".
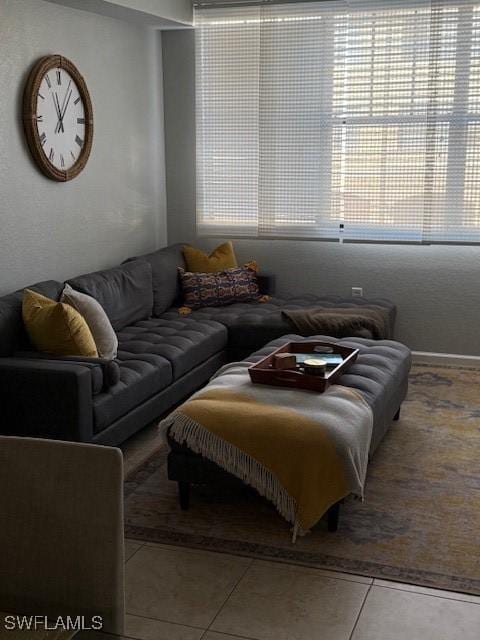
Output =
[
  {"x1": 93, "y1": 351, "x2": 172, "y2": 433},
  {"x1": 187, "y1": 295, "x2": 396, "y2": 351},
  {"x1": 116, "y1": 315, "x2": 228, "y2": 381}
]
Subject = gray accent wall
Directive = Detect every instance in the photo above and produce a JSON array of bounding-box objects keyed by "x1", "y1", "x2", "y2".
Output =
[
  {"x1": 163, "y1": 29, "x2": 480, "y2": 356},
  {"x1": 0, "y1": 0, "x2": 166, "y2": 295},
  {"x1": 43, "y1": 0, "x2": 193, "y2": 28}
]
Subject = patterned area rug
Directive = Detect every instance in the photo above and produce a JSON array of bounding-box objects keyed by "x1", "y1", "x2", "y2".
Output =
[{"x1": 125, "y1": 363, "x2": 480, "y2": 595}]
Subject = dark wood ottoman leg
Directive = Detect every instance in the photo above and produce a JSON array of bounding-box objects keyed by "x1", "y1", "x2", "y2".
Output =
[
  {"x1": 327, "y1": 502, "x2": 340, "y2": 532},
  {"x1": 394, "y1": 407, "x2": 401, "y2": 421},
  {"x1": 178, "y1": 481, "x2": 190, "y2": 510}
]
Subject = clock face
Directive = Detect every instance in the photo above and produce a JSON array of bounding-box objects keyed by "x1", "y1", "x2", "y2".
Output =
[{"x1": 36, "y1": 67, "x2": 86, "y2": 171}]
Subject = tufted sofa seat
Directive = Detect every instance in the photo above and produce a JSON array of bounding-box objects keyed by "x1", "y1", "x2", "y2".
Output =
[
  {"x1": 116, "y1": 315, "x2": 227, "y2": 381},
  {"x1": 183, "y1": 294, "x2": 396, "y2": 354},
  {"x1": 92, "y1": 316, "x2": 228, "y2": 432},
  {"x1": 92, "y1": 350, "x2": 172, "y2": 433}
]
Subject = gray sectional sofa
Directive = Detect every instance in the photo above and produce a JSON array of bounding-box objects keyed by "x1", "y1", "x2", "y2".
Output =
[{"x1": 0, "y1": 244, "x2": 396, "y2": 445}]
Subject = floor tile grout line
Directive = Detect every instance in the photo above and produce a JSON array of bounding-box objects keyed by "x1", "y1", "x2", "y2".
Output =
[
  {"x1": 124, "y1": 542, "x2": 144, "y2": 564},
  {"x1": 204, "y1": 558, "x2": 256, "y2": 634},
  {"x1": 348, "y1": 582, "x2": 373, "y2": 640},
  {"x1": 140, "y1": 541, "x2": 373, "y2": 587},
  {"x1": 200, "y1": 629, "x2": 261, "y2": 640},
  {"x1": 372, "y1": 582, "x2": 480, "y2": 606},
  {"x1": 124, "y1": 544, "x2": 254, "y2": 635},
  {"x1": 127, "y1": 541, "x2": 478, "y2": 604},
  {"x1": 252, "y1": 557, "x2": 373, "y2": 587},
  {"x1": 124, "y1": 612, "x2": 207, "y2": 633},
  {"x1": 139, "y1": 541, "x2": 375, "y2": 585}
]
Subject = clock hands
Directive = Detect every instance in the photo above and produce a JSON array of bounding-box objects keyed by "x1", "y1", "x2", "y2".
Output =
[
  {"x1": 54, "y1": 79, "x2": 72, "y2": 134},
  {"x1": 52, "y1": 93, "x2": 64, "y2": 133},
  {"x1": 58, "y1": 79, "x2": 72, "y2": 119},
  {"x1": 60, "y1": 88, "x2": 73, "y2": 127}
]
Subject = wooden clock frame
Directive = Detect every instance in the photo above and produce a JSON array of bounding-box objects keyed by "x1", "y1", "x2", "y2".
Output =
[{"x1": 23, "y1": 55, "x2": 94, "y2": 182}]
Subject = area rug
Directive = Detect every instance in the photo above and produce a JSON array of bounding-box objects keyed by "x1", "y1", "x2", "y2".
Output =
[{"x1": 124, "y1": 363, "x2": 480, "y2": 595}]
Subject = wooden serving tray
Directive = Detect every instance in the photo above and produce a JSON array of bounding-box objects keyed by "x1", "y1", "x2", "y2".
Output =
[{"x1": 248, "y1": 340, "x2": 359, "y2": 393}]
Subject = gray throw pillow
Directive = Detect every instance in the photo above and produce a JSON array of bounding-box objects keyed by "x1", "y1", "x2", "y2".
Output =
[{"x1": 61, "y1": 284, "x2": 118, "y2": 360}]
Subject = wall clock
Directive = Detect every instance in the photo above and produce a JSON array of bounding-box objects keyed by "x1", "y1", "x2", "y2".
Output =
[{"x1": 23, "y1": 55, "x2": 93, "y2": 181}]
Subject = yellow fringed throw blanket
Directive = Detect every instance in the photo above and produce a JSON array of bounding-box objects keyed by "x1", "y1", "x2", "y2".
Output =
[{"x1": 160, "y1": 362, "x2": 373, "y2": 536}]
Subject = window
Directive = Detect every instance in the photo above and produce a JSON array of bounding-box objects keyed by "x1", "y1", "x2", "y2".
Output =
[{"x1": 195, "y1": 1, "x2": 480, "y2": 243}]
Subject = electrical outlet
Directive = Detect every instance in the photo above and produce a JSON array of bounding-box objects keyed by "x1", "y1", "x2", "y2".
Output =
[{"x1": 351, "y1": 287, "x2": 363, "y2": 298}]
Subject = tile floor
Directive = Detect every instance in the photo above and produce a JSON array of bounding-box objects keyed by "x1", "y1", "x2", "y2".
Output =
[
  {"x1": 120, "y1": 539, "x2": 480, "y2": 640},
  {"x1": 118, "y1": 427, "x2": 480, "y2": 640}
]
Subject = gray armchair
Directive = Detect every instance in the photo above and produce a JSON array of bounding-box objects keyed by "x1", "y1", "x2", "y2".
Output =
[{"x1": 0, "y1": 436, "x2": 125, "y2": 636}]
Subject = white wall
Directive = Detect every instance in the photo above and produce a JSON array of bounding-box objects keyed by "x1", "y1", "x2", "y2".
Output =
[
  {"x1": 163, "y1": 29, "x2": 480, "y2": 356},
  {"x1": 0, "y1": 0, "x2": 166, "y2": 295}
]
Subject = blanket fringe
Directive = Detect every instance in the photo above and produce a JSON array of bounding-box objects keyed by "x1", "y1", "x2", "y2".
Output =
[{"x1": 160, "y1": 412, "x2": 299, "y2": 529}]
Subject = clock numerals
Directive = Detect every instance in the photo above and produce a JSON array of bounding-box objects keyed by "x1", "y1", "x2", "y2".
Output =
[
  {"x1": 38, "y1": 92, "x2": 45, "y2": 101},
  {"x1": 39, "y1": 72, "x2": 84, "y2": 168}
]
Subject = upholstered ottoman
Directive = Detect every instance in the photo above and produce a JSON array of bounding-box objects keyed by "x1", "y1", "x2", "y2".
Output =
[{"x1": 166, "y1": 334, "x2": 411, "y2": 530}]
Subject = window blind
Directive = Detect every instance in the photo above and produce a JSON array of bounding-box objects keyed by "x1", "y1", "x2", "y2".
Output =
[{"x1": 195, "y1": 1, "x2": 480, "y2": 243}]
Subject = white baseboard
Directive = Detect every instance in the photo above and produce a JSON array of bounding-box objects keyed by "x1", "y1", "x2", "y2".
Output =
[{"x1": 412, "y1": 351, "x2": 480, "y2": 368}]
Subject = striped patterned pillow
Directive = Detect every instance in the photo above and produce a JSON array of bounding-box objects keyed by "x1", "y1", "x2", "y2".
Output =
[{"x1": 179, "y1": 264, "x2": 260, "y2": 310}]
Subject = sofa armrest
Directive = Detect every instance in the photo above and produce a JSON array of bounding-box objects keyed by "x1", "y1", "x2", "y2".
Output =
[
  {"x1": 257, "y1": 273, "x2": 276, "y2": 296},
  {"x1": 0, "y1": 358, "x2": 94, "y2": 442},
  {"x1": 15, "y1": 351, "x2": 121, "y2": 392}
]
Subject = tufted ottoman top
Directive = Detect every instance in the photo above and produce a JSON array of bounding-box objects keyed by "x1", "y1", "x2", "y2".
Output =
[{"x1": 246, "y1": 334, "x2": 411, "y2": 454}]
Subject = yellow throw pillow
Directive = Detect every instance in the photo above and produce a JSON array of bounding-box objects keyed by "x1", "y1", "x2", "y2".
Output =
[
  {"x1": 22, "y1": 289, "x2": 98, "y2": 357},
  {"x1": 182, "y1": 241, "x2": 238, "y2": 273}
]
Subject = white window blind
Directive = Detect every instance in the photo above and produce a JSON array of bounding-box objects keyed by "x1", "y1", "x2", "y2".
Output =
[{"x1": 195, "y1": 1, "x2": 480, "y2": 243}]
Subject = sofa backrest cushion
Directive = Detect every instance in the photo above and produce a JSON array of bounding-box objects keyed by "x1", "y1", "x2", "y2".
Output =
[
  {"x1": 67, "y1": 260, "x2": 153, "y2": 331},
  {"x1": 125, "y1": 244, "x2": 186, "y2": 316},
  {"x1": 0, "y1": 280, "x2": 64, "y2": 357}
]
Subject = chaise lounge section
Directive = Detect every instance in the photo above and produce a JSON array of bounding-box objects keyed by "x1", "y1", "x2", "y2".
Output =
[{"x1": 0, "y1": 244, "x2": 397, "y2": 445}]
